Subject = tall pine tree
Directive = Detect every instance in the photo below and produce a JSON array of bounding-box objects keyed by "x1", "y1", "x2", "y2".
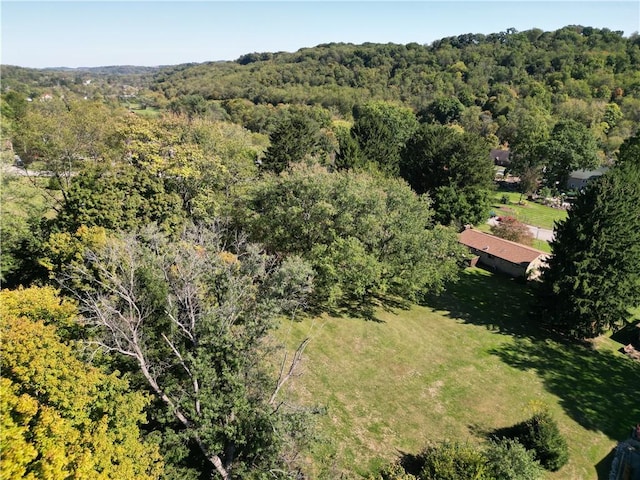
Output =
[
  {"x1": 538, "y1": 133, "x2": 640, "y2": 339},
  {"x1": 261, "y1": 112, "x2": 326, "y2": 174}
]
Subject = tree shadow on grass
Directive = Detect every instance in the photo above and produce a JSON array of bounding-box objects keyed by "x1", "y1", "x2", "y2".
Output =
[
  {"x1": 489, "y1": 338, "x2": 640, "y2": 441},
  {"x1": 395, "y1": 450, "x2": 424, "y2": 476},
  {"x1": 423, "y1": 268, "x2": 639, "y2": 444},
  {"x1": 421, "y1": 267, "x2": 542, "y2": 338},
  {"x1": 610, "y1": 320, "x2": 640, "y2": 350},
  {"x1": 312, "y1": 293, "x2": 411, "y2": 323},
  {"x1": 310, "y1": 301, "x2": 385, "y2": 323}
]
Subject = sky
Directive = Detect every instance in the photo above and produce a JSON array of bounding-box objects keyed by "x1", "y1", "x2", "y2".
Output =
[{"x1": 2, "y1": 1, "x2": 639, "y2": 68}]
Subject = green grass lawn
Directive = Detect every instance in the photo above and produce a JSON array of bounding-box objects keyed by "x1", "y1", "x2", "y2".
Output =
[
  {"x1": 130, "y1": 107, "x2": 162, "y2": 117},
  {"x1": 125, "y1": 103, "x2": 162, "y2": 117},
  {"x1": 491, "y1": 191, "x2": 567, "y2": 230},
  {"x1": 1, "y1": 170, "x2": 55, "y2": 218},
  {"x1": 276, "y1": 268, "x2": 639, "y2": 479}
]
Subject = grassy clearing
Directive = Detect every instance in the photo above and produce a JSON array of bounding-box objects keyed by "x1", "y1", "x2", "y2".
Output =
[
  {"x1": 1, "y1": 170, "x2": 56, "y2": 218},
  {"x1": 532, "y1": 238, "x2": 551, "y2": 253},
  {"x1": 130, "y1": 107, "x2": 161, "y2": 118},
  {"x1": 276, "y1": 268, "x2": 639, "y2": 479},
  {"x1": 125, "y1": 103, "x2": 162, "y2": 117},
  {"x1": 491, "y1": 191, "x2": 567, "y2": 230}
]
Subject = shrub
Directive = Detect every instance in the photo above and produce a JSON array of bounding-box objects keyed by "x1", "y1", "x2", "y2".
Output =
[
  {"x1": 508, "y1": 411, "x2": 569, "y2": 471},
  {"x1": 490, "y1": 216, "x2": 534, "y2": 246},
  {"x1": 47, "y1": 175, "x2": 63, "y2": 190},
  {"x1": 484, "y1": 438, "x2": 544, "y2": 480},
  {"x1": 418, "y1": 441, "x2": 491, "y2": 480},
  {"x1": 376, "y1": 436, "x2": 550, "y2": 480},
  {"x1": 373, "y1": 461, "x2": 418, "y2": 480}
]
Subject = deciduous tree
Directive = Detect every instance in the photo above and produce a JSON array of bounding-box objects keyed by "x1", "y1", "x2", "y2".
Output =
[
  {"x1": 13, "y1": 98, "x2": 120, "y2": 201},
  {"x1": 400, "y1": 124, "x2": 494, "y2": 225},
  {"x1": 491, "y1": 216, "x2": 534, "y2": 246},
  {"x1": 53, "y1": 165, "x2": 184, "y2": 234},
  {"x1": 502, "y1": 105, "x2": 551, "y2": 196},
  {"x1": 113, "y1": 114, "x2": 226, "y2": 217},
  {"x1": 0, "y1": 287, "x2": 162, "y2": 480},
  {"x1": 539, "y1": 120, "x2": 600, "y2": 189},
  {"x1": 420, "y1": 96, "x2": 465, "y2": 124},
  {"x1": 246, "y1": 166, "x2": 465, "y2": 311},
  {"x1": 60, "y1": 224, "x2": 314, "y2": 479}
]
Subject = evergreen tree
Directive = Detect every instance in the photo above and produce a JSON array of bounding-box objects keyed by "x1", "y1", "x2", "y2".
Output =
[
  {"x1": 261, "y1": 112, "x2": 324, "y2": 174},
  {"x1": 538, "y1": 139, "x2": 640, "y2": 338},
  {"x1": 399, "y1": 123, "x2": 494, "y2": 225},
  {"x1": 617, "y1": 131, "x2": 640, "y2": 166},
  {"x1": 334, "y1": 125, "x2": 363, "y2": 170},
  {"x1": 351, "y1": 101, "x2": 418, "y2": 177}
]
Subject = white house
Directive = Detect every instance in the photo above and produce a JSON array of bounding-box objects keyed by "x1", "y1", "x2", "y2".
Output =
[{"x1": 566, "y1": 167, "x2": 608, "y2": 190}]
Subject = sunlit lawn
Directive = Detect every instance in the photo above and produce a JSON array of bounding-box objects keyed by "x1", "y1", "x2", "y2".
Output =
[
  {"x1": 1, "y1": 170, "x2": 55, "y2": 218},
  {"x1": 474, "y1": 188, "x2": 568, "y2": 252},
  {"x1": 129, "y1": 106, "x2": 162, "y2": 117},
  {"x1": 276, "y1": 268, "x2": 639, "y2": 479},
  {"x1": 491, "y1": 191, "x2": 568, "y2": 230}
]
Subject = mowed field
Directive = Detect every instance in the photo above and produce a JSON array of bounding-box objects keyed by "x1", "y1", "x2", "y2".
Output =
[
  {"x1": 277, "y1": 268, "x2": 640, "y2": 479},
  {"x1": 490, "y1": 191, "x2": 568, "y2": 230},
  {"x1": 476, "y1": 190, "x2": 570, "y2": 252}
]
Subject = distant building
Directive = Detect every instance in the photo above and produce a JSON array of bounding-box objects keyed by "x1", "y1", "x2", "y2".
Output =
[
  {"x1": 566, "y1": 167, "x2": 608, "y2": 190},
  {"x1": 490, "y1": 149, "x2": 511, "y2": 167},
  {"x1": 459, "y1": 228, "x2": 549, "y2": 280}
]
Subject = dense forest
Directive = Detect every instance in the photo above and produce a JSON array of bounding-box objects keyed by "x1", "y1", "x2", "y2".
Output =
[{"x1": 1, "y1": 25, "x2": 639, "y2": 479}]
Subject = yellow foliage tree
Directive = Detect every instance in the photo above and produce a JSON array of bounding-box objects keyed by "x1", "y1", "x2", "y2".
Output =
[
  {"x1": 0, "y1": 287, "x2": 163, "y2": 480},
  {"x1": 114, "y1": 114, "x2": 228, "y2": 217}
]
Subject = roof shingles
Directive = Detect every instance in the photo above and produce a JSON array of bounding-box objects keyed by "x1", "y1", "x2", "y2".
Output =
[{"x1": 459, "y1": 228, "x2": 548, "y2": 265}]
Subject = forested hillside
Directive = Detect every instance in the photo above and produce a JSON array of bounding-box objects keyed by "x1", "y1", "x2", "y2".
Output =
[
  {"x1": 4, "y1": 25, "x2": 640, "y2": 150},
  {"x1": 1, "y1": 25, "x2": 639, "y2": 480},
  {"x1": 149, "y1": 26, "x2": 639, "y2": 150}
]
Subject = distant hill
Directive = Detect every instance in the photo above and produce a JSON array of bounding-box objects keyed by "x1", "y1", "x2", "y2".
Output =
[
  {"x1": 147, "y1": 26, "x2": 639, "y2": 115},
  {"x1": 2, "y1": 26, "x2": 638, "y2": 152},
  {"x1": 0, "y1": 64, "x2": 168, "y2": 96},
  {"x1": 40, "y1": 65, "x2": 164, "y2": 75}
]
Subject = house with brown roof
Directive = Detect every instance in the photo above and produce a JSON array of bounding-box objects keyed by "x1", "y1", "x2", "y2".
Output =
[{"x1": 459, "y1": 228, "x2": 549, "y2": 280}]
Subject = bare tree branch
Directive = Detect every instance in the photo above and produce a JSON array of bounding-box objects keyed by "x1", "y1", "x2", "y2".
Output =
[
  {"x1": 59, "y1": 224, "x2": 313, "y2": 479},
  {"x1": 270, "y1": 337, "x2": 310, "y2": 407}
]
